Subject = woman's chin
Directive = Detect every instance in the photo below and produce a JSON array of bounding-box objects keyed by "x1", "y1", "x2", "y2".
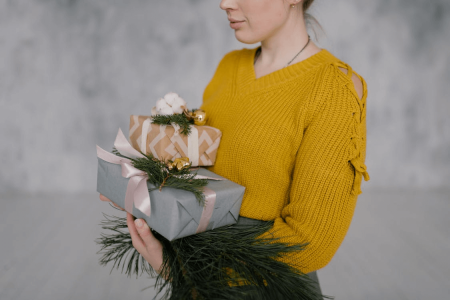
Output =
[{"x1": 234, "y1": 31, "x2": 260, "y2": 45}]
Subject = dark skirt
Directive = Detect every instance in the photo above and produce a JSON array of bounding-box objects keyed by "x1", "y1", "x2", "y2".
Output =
[{"x1": 234, "y1": 216, "x2": 323, "y2": 299}]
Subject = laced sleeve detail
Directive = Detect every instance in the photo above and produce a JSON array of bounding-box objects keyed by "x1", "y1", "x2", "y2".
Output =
[{"x1": 332, "y1": 61, "x2": 370, "y2": 196}]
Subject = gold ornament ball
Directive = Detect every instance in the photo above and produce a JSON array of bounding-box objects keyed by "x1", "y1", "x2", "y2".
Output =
[
  {"x1": 193, "y1": 109, "x2": 206, "y2": 126},
  {"x1": 167, "y1": 157, "x2": 191, "y2": 171}
]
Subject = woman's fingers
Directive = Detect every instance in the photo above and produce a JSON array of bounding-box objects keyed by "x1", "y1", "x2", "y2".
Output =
[
  {"x1": 127, "y1": 213, "x2": 145, "y2": 251},
  {"x1": 111, "y1": 202, "x2": 125, "y2": 210},
  {"x1": 99, "y1": 194, "x2": 125, "y2": 211},
  {"x1": 127, "y1": 213, "x2": 159, "y2": 252},
  {"x1": 134, "y1": 218, "x2": 157, "y2": 247},
  {"x1": 126, "y1": 213, "x2": 164, "y2": 274},
  {"x1": 99, "y1": 194, "x2": 110, "y2": 202}
]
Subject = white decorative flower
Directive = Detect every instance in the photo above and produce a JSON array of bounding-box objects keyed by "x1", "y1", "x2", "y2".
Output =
[
  {"x1": 155, "y1": 98, "x2": 174, "y2": 115},
  {"x1": 152, "y1": 92, "x2": 187, "y2": 116},
  {"x1": 165, "y1": 92, "x2": 187, "y2": 114},
  {"x1": 171, "y1": 98, "x2": 187, "y2": 114},
  {"x1": 163, "y1": 92, "x2": 179, "y2": 106}
]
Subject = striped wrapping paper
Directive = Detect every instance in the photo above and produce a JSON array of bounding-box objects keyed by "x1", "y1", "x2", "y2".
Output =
[{"x1": 129, "y1": 115, "x2": 222, "y2": 166}]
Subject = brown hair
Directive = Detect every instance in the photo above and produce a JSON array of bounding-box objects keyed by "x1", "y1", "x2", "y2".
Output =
[
  {"x1": 302, "y1": 0, "x2": 314, "y2": 12},
  {"x1": 302, "y1": 0, "x2": 323, "y2": 37}
]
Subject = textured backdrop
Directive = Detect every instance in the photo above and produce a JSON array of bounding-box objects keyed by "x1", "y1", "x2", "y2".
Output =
[{"x1": 1, "y1": 0, "x2": 449, "y2": 193}]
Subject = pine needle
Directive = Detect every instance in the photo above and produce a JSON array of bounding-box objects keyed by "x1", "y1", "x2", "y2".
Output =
[
  {"x1": 111, "y1": 148, "x2": 207, "y2": 205},
  {"x1": 96, "y1": 215, "x2": 332, "y2": 300},
  {"x1": 151, "y1": 109, "x2": 197, "y2": 136}
]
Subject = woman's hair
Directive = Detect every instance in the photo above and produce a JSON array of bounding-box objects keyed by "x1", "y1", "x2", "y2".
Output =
[
  {"x1": 302, "y1": 0, "x2": 315, "y2": 13},
  {"x1": 302, "y1": 0, "x2": 323, "y2": 39}
]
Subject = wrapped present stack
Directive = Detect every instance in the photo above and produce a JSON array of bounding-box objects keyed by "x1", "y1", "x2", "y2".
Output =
[
  {"x1": 96, "y1": 92, "x2": 244, "y2": 241},
  {"x1": 95, "y1": 93, "x2": 327, "y2": 300}
]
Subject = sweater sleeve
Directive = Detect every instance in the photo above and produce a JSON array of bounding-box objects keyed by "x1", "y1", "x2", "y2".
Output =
[{"x1": 260, "y1": 63, "x2": 370, "y2": 274}]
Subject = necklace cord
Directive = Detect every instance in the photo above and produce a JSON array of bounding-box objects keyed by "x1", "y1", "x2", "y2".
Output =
[
  {"x1": 285, "y1": 35, "x2": 311, "y2": 67},
  {"x1": 254, "y1": 35, "x2": 311, "y2": 68}
]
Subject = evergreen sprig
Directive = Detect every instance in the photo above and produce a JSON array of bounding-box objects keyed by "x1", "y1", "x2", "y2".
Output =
[
  {"x1": 151, "y1": 109, "x2": 197, "y2": 136},
  {"x1": 112, "y1": 148, "x2": 208, "y2": 205},
  {"x1": 97, "y1": 213, "x2": 156, "y2": 277},
  {"x1": 97, "y1": 215, "x2": 332, "y2": 300}
]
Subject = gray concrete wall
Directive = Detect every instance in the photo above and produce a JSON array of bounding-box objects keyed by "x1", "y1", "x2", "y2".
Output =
[{"x1": 1, "y1": 0, "x2": 449, "y2": 193}]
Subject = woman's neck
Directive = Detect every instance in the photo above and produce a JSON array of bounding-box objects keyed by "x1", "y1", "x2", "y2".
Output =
[{"x1": 254, "y1": 16, "x2": 321, "y2": 79}]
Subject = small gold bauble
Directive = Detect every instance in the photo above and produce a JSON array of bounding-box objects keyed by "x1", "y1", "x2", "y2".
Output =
[
  {"x1": 167, "y1": 157, "x2": 191, "y2": 171},
  {"x1": 193, "y1": 109, "x2": 206, "y2": 126}
]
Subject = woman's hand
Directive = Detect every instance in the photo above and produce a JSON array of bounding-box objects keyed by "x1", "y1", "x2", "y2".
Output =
[
  {"x1": 126, "y1": 212, "x2": 164, "y2": 274},
  {"x1": 99, "y1": 194, "x2": 125, "y2": 211},
  {"x1": 98, "y1": 194, "x2": 165, "y2": 275}
]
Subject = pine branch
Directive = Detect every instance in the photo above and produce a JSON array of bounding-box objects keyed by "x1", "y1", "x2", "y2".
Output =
[
  {"x1": 151, "y1": 109, "x2": 197, "y2": 136},
  {"x1": 96, "y1": 214, "x2": 156, "y2": 278},
  {"x1": 111, "y1": 148, "x2": 207, "y2": 205},
  {"x1": 96, "y1": 215, "x2": 332, "y2": 300}
]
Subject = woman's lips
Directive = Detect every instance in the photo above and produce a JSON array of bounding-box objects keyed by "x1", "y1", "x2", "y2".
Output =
[
  {"x1": 228, "y1": 18, "x2": 245, "y2": 30},
  {"x1": 229, "y1": 20, "x2": 245, "y2": 30}
]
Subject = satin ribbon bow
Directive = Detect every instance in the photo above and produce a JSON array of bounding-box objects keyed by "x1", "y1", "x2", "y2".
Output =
[
  {"x1": 97, "y1": 129, "x2": 225, "y2": 234},
  {"x1": 97, "y1": 129, "x2": 151, "y2": 216}
]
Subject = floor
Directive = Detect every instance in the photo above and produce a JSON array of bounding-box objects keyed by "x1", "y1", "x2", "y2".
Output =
[
  {"x1": 318, "y1": 189, "x2": 450, "y2": 300},
  {"x1": 0, "y1": 189, "x2": 449, "y2": 300}
]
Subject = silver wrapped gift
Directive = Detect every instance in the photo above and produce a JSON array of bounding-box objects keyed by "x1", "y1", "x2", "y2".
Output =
[{"x1": 97, "y1": 157, "x2": 245, "y2": 241}]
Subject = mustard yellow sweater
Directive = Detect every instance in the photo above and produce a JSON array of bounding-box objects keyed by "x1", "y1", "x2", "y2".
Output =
[{"x1": 200, "y1": 47, "x2": 370, "y2": 274}]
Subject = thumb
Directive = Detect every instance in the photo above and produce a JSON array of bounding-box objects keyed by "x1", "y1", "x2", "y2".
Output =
[{"x1": 134, "y1": 219, "x2": 156, "y2": 246}]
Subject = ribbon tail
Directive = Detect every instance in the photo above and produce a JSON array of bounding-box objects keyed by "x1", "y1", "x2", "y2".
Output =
[
  {"x1": 97, "y1": 145, "x2": 132, "y2": 165},
  {"x1": 134, "y1": 178, "x2": 151, "y2": 216},
  {"x1": 195, "y1": 187, "x2": 217, "y2": 233},
  {"x1": 123, "y1": 171, "x2": 151, "y2": 216},
  {"x1": 124, "y1": 176, "x2": 141, "y2": 214},
  {"x1": 114, "y1": 128, "x2": 145, "y2": 159},
  {"x1": 121, "y1": 161, "x2": 147, "y2": 178}
]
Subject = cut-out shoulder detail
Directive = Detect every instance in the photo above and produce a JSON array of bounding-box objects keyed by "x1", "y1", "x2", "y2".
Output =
[
  {"x1": 338, "y1": 67, "x2": 363, "y2": 100},
  {"x1": 334, "y1": 64, "x2": 369, "y2": 195}
]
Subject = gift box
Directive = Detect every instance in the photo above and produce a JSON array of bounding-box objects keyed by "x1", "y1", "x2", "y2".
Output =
[
  {"x1": 129, "y1": 115, "x2": 222, "y2": 166},
  {"x1": 97, "y1": 153, "x2": 245, "y2": 241}
]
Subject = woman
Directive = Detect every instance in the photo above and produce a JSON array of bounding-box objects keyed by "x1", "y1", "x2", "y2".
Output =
[{"x1": 101, "y1": 0, "x2": 370, "y2": 297}]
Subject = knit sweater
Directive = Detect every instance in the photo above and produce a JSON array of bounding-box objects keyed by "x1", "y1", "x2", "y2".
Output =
[{"x1": 199, "y1": 47, "x2": 370, "y2": 274}]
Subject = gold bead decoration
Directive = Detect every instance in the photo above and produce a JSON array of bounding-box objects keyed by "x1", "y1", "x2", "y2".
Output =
[
  {"x1": 167, "y1": 157, "x2": 192, "y2": 171},
  {"x1": 192, "y1": 109, "x2": 206, "y2": 126}
]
